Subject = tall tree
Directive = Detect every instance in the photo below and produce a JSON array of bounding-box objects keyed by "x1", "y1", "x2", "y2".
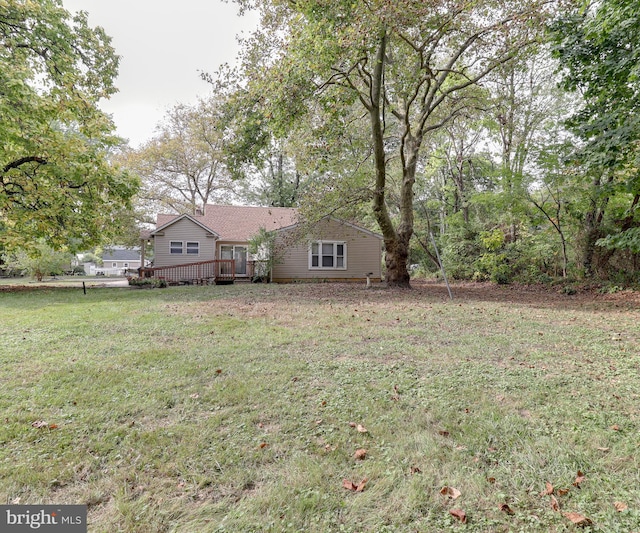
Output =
[
  {"x1": 236, "y1": 0, "x2": 559, "y2": 286},
  {"x1": 123, "y1": 97, "x2": 233, "y2": 216},
  {"x1": 552, "y1": 0, "x2": 640, "y2": 272},
  {"x1": 0, "y1": 0, "x2": 138, "y2": 251}
]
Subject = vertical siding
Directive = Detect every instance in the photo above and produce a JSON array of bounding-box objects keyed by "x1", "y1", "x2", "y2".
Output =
[
  {"x1": 272, "y1": 219, "x2": 382, "y2": 281},
  {"x1": 153, "y1": 218, "x2": 216, "y2": 267}
]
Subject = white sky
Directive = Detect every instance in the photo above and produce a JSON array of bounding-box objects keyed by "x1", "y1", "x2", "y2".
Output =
[{"x1": 62, "y1": 0, "x2": 258, "y2": 147}]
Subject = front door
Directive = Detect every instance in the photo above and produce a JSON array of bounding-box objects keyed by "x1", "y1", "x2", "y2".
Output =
[{"x1": 220, "y1": 245, "x2": 247, "y2": 276}]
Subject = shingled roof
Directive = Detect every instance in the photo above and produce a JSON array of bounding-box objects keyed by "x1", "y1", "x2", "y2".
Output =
[{"x1": 155, "y1": 205, "x2": 298, "y2": 242}]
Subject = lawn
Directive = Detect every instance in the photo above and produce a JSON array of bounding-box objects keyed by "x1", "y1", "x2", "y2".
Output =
[{"x1": 0, "y1": 281, "x2": 639, "y2": 532}]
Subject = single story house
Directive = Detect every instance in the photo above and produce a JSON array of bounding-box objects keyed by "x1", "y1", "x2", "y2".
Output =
[
  {"x1": 86, "y1": 247, "x2": 143, "y2": 276},
  {"x1": 144, "y1": 204, "x2": 383, "y2": 283}
]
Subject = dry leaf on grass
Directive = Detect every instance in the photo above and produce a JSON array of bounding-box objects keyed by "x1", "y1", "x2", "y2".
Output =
[
  {"x1": 550, "y1": 495, "x2": 560, "y2": 512},
  {"x1": 573, "y1": 471, "x2": 586, "y2": 488},
  {"x1": 540, "y1": 481, "x2": 554, "y2": 496},
  {"x1": 259, "y1": 442, "x2": 268, "y2": 449},
  {"x1": 499, "y1": 503, "x2": 514, "y2": 515},
  {"x1": 346, "y1": 421, "x2": 368, "y2": 432},
  {"x1": 440, "y1": 486, "x2": 461, "y2": 500},
  {"x1": 614, "y1": 501, "x2": 628, "y2": 512},
  {"x1": 449, "y1": 509, "x2": 467, "y2": 523},
  {"x1": 353, "y1": 449, "x2": 367, "y2": 460},
  {"x1": 342, "y1": 478, "x2": 367, "y2": 492},
  {"x1": 563, "y1": 512, "x2": 592, "y2": 526}
]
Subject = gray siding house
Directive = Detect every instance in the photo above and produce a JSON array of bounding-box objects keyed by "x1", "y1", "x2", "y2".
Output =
[{"x1": 147, "y1": 205, "x2": 383, "y2": 282}]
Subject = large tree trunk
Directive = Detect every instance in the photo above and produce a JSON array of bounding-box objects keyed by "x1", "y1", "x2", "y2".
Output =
[{"x1": 368, "y1": 31, "x2": 412, "y2": 288}]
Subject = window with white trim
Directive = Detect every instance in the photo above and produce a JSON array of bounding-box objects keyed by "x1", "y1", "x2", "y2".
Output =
[
  {"x1": 170, "y1": 241, "x2": 183, "y2": 254},
  {"x1": 186, "y1": 241, "x2": 199, "y2": 255},
  {"x1": 309, "y1": 241, "x2": 346, "y2": 270}
]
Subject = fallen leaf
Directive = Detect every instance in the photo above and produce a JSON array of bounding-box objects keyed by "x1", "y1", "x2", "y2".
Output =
[
  {"x1": 499, "y1": 503, "x2": 514, "y2": 515},
  {"x1": 348, "y1": 422, "x2": 356, "y2": 428},
  {"x1": 550, "y1": 495, "x2": 560, "y2": 512},
  {"x1": 410, "y1": 466, "x2": 421, "y2": 475},
  {"x1": 31, "y1": 420, "x2": 48, "y2": 429},
  {"x1": 438, "y1": 430, "x2": 450, "y2": 437},
  {"x1": 557, "y1": 488, "x2": 570, "y2": 496},
  {"x1": 596, "y1": 447, "x2": 610, "y2": 452},
  {"x1": 614, "y1": 501, "x2": 628, "y2": 512},
  {"x1": 354, "y1": 448, "x2": 367, "y2": 460},
  {"x1": 541, "y1": 481, "x2": 554, "y2": 496},
  {"x1": 563, "y1": 512, "x2": 592, "y2": 526},
  {"x1": 611, "y1": 424, "x2": 620, "y2": 431},
  {"x1": 215, "y1": 369, "x2": 222, "y2": 374},
  {"x1": 487, "y1": 477, "x2": 496, "y2": 484},
  {"x1": 259, "y1": 442, "x2": 268, "y2": 449},
  {"x1": 573, "y1": 471, "x2": 585, "y2": 488},
  {"x1": 440, "y1": 486, "x2": 462, "y2": 500},
  {"x1": 356, "y1": 424, "x2": 368, "y2": 433},
  {"x1": 449, "y1": 509, "x2": 467, "y2": 523},
  {"x1": 342, "y1": 478, "x2": 367, "y2": 492},
  {"x1": 189, "y1": 393, "x2": 200, "y2": 399},
  {"x1": 48, "y1": 423, "x2": 58, "y2": 430},
  {"x1": 342, "y1": 479, "x2": 356, "y2": 491}
]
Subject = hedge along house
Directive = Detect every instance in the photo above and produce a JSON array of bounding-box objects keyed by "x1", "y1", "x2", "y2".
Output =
[{"x1": 143, "y1": 204, "x2": 383, "y2": 284}]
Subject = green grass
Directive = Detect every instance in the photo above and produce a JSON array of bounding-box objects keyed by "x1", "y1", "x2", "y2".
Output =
[{"x1": 0, "y1": 282, "x2": 639, "y2": 532}]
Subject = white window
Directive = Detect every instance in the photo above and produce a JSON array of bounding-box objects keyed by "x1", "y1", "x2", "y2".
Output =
[
  {"x1": 186, "y1": 241, "x2": 199, "y2": 255},
  {"x1": 309, "y1": 241, "x2": 346, "y2": 270},
  {"x1": 170, "y1": 241, "x2": 183, "y2": 254}
]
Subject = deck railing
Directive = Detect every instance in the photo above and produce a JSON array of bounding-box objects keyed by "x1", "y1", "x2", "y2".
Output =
[{"x1": 139, "y1": 259, "x2": 235, "y2": 284}]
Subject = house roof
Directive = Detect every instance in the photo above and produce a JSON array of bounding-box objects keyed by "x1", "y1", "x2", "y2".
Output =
[
  {"x1": 153, "y1": 213, "x2": 221, "y2": 238},
  {"x1": 155, "y1": 205, "x2": 299, "y2": 242},
  {"x1": 277, "y1": 216, "x2": 384, "y2": 240},
  {"x1": 103, "y1": 248, "x2": 141, "y2": 261}
]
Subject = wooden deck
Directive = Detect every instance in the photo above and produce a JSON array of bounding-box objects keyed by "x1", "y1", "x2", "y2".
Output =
[{"x1": 139, "y1": 259, "x2": 235, "y2": 285}]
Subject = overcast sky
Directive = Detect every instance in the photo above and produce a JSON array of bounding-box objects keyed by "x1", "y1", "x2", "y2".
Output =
[{"x1": 62, "y1": 0, "x2": 259, "y2": 147}]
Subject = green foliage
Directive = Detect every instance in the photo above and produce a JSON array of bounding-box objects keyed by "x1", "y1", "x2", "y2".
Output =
[
  {"x1": 0, "y1": 0, "x2": 138, "y2": 252},
  {"x1": 2, "y1": 240, "x2": 73, "y2": 281},
  {"x1": 597, "y1": 227, "x2": 640, "y2": 254},
  {"x1": 233, "y1": 0, "x2": 557, "y2": 286},
  {"x1": 247, "y1": 227, "x2": 279, "y2": 281},
  {"x1": 127, "y1": 277, "x2": 167, "y2": 288}
]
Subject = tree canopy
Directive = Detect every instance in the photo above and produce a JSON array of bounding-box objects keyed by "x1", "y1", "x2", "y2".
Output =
[
  {"x1": 233, "y1": 0, "x2": 561, "y2": 286},
  {"x1": 0, "y1": 0, "x2": 138, "y2": 252}
]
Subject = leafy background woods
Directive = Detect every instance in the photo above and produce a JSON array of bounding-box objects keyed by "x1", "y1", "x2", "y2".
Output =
[{"x1": 2, "y1": 0, "x2": 639, "y2": 287}]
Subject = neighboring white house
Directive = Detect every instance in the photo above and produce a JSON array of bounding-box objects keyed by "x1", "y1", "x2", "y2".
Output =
[{"x1": 84, "y1": 247, "x2": 143, "y2": 276}]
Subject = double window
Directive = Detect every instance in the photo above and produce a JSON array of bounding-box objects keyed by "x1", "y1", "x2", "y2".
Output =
[
  {"x1": 309, "y1": 241, "x2": 346, "y2": 270},
  {"x1": 170, "y1": 241, "x2": 199, "y2": 255}
]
